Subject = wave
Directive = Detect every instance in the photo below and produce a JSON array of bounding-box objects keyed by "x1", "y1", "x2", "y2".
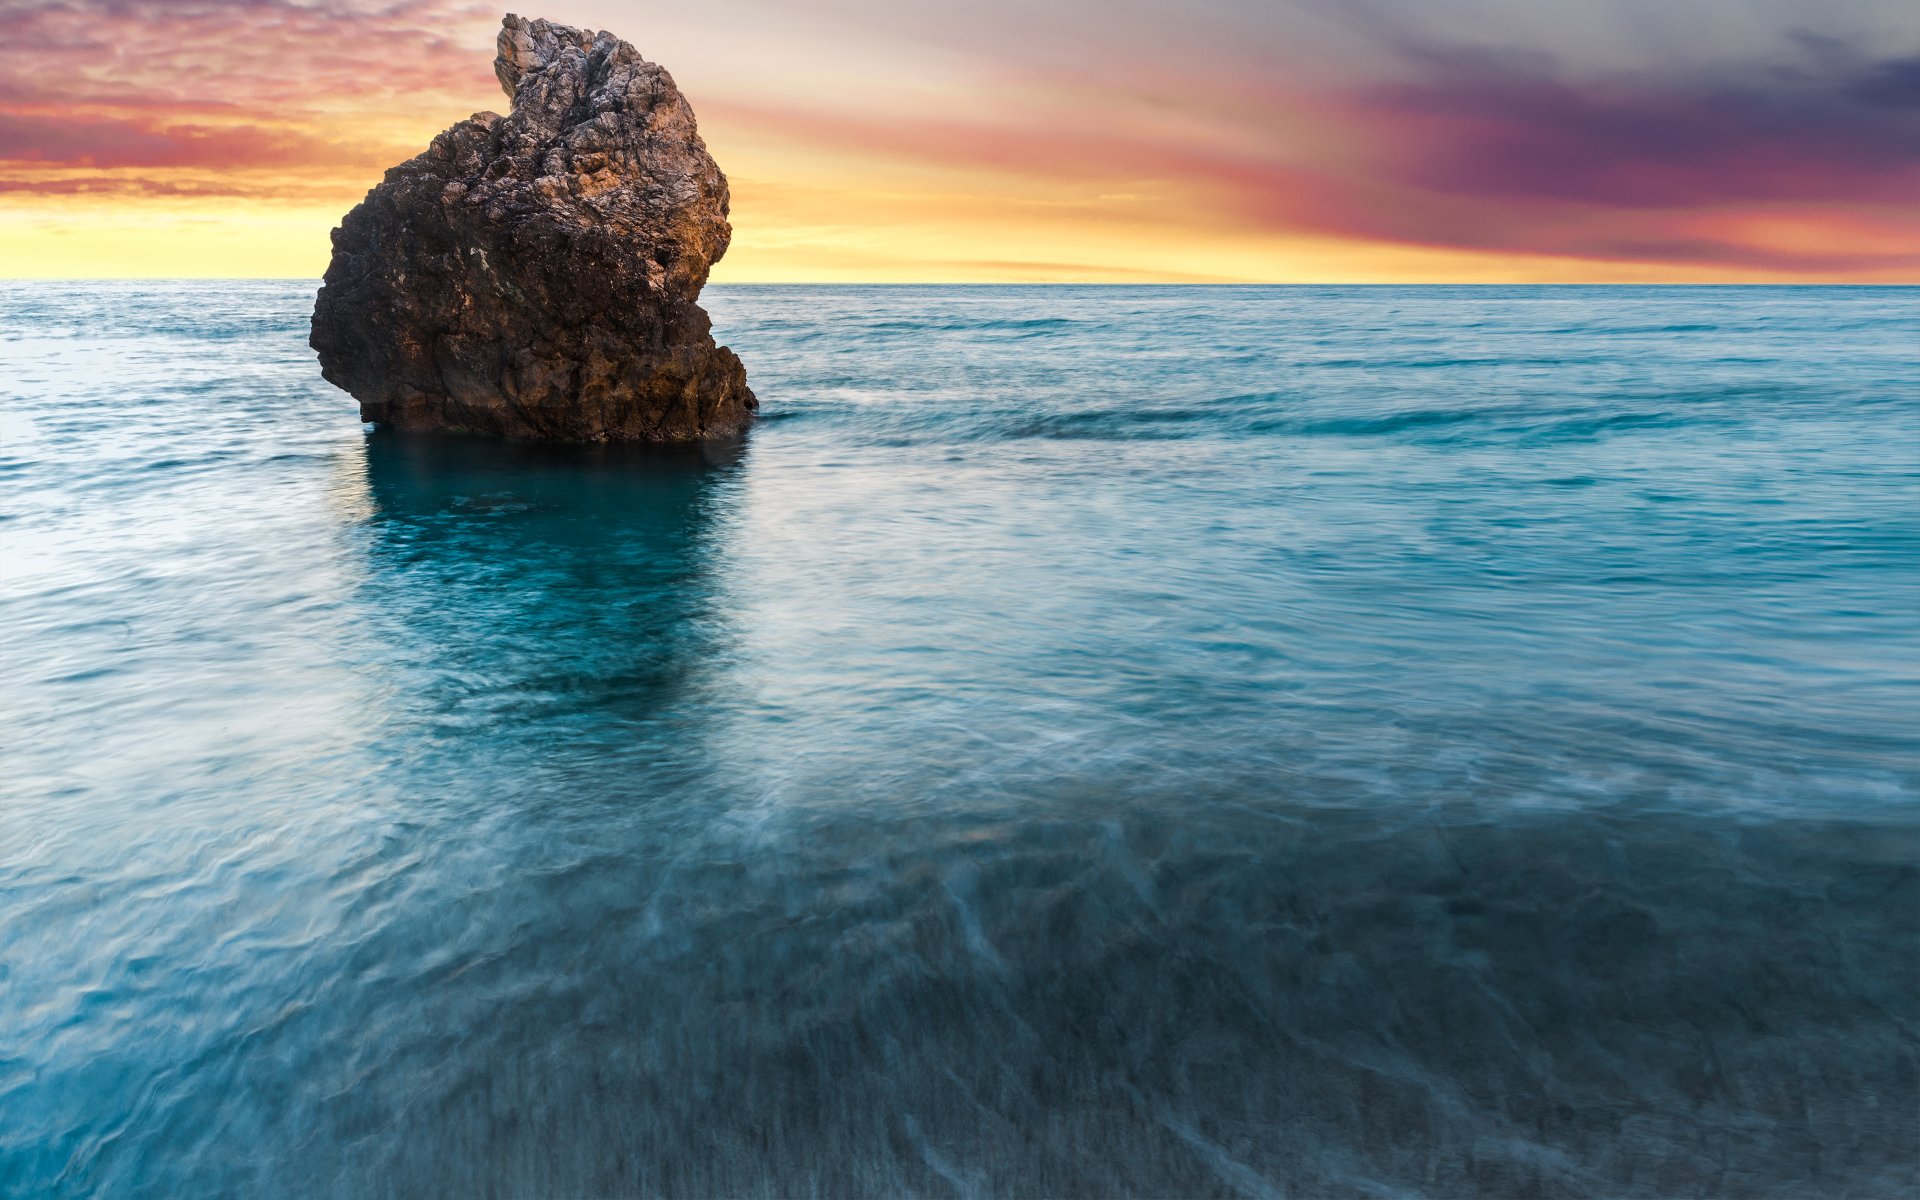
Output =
[
  {"x1": 848, "y1": 315, "x2": 1085, "y2": 338},
  {"x1": 773, "y1": 393, "x2": 1758, "y2": 447}
]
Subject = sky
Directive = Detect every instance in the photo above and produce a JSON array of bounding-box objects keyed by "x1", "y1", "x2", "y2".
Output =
[{"x1": 2, "y1": 0, "x2": 1917, "y2": 281}]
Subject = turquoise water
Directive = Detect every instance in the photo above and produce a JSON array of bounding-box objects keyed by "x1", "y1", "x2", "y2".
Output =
[{"x1": 2, "y1": 283, "x2": 1916, "y2": 1196}]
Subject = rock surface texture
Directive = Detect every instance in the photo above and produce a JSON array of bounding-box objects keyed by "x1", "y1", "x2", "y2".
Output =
[{"x1": 310, "y1": 14, "x2": 754, "y2": 441}]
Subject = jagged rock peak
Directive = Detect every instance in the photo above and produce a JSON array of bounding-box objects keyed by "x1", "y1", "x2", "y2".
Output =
[
  {"x1": 494, "y1": 13, "x2": 595, "y2": 94},
  {"x1": 309, "y1": 13, "x2": 756, "y2": 442}
]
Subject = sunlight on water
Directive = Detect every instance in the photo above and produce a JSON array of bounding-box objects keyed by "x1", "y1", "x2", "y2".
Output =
[{"x1": 2, "y1": 283, "x2": 1917, "y2": 1196}]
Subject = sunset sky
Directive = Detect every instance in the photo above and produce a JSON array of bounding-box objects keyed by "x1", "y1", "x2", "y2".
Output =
[{"x1": 3, "y1": 0, "x2": 1917, "y2": 281}]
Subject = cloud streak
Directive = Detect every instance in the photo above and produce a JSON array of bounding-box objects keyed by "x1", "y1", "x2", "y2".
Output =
[
  {"x1": 1355, "y1": 43, "x2": 1920, "y2": 208},
  {"x1": 705, "y1": 28, "x2": 1920, "y2": 276},
  {"x1": 0, "y1": 0, "x2": 496, "y2": 207}
]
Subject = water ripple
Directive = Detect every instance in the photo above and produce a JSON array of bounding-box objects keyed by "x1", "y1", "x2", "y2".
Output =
[{"x1": 1, "y1": 282, "x2": 1916, "y2": 1196}]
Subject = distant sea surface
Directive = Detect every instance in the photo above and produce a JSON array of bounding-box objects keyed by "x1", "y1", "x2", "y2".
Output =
[{"x1": 3, "y1": 283, "x2": 1916, "y2": 1197}]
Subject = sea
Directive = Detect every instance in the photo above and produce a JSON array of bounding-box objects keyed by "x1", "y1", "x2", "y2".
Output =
[{"x1": 2, "y1": 283, "x2": 1916, "y2": 1197}]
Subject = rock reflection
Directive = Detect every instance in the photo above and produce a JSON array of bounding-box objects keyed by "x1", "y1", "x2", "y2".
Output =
[{"x1": 352, "y1": 431, "x2": 748, "y2": 754}]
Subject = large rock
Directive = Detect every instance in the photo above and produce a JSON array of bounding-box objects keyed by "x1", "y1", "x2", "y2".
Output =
[{"x1": 310, "y1": 13, "x2": 755, "y2": 441}]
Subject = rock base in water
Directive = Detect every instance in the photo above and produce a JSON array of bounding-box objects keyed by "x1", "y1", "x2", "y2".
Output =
[{"x1": 310, "y1": 14, "x2": 755, "y2": 442}]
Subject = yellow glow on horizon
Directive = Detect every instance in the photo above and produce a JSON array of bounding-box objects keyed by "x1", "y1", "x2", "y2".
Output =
[
  {"x1": 1, "y1": 204, "x2": 347, "y2": 279},
  {"x1": 5, "y1": 198, "x2": 1905, "y2": 284},
  {"x1": 2, "y1": 132, "x2": 1913, "y2": 284}
]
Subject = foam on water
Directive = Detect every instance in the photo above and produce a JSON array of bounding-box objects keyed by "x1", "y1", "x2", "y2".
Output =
[{"x1": 2, "y1": 283, "x2": 1917, "y2": 1196}]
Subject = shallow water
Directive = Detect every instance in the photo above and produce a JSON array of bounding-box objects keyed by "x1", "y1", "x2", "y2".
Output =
[{"x1": 2, "y1": 283, "x2": 1916, "y2": 1197}]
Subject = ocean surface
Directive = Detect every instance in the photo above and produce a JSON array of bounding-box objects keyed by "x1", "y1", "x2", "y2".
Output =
[{"x1": 2, "y1": 282, "x2": 1916, "y2": 1198}]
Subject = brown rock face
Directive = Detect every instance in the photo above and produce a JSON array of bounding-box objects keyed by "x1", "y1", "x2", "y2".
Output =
[{"x1": 310, "y1": 13, "x2": 755, "y2": 441}]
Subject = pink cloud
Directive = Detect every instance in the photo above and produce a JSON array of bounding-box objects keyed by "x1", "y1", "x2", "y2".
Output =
[{"x1": 0, "y1": 1, "x2": 499, "y2": 203}]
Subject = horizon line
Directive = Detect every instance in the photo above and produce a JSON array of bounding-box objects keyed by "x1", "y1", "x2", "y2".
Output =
[{"x1": 3, "y1": 277, "x2": 1915, "y2": 287}]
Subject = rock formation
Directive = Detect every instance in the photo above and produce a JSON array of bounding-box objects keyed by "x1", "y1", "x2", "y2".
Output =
[{"x1": 310, "y1": 13, "x2": 755, "y2": 441}]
